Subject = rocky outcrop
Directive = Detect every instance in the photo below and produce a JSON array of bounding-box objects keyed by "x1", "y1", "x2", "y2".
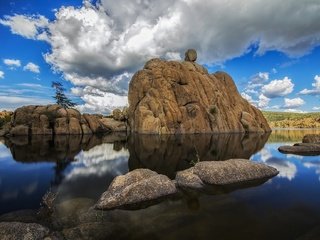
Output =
[
  {"x1": 128, "y1": 51, "x2": 270, "y2": 134},
  {"x1": 175, "y1": 159, "x2": 278, "y2": 188},
  {"x1": 0, "y1": 105, "x2": 128, "y2": 137},
  {"x1": 96, "y1": 169, "x2": 177, "y2": 210}
]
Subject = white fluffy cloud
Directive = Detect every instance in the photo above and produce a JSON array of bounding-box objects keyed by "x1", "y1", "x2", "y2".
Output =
[
  {"x1": 284, "y1": 97, "x2": 305, "y2": 108},
  {"x1": 2, "y1": 0, "x2": 320, "y2": 112},
  {"x1": 261, "y1": 77, "x2": 294, "y2": 98},
  {"x1": 299, "y1": 75, "x2": 320, "y2": 95},
  {"x1": 258, "y1": 94, "x2": 270, "y2": 108},
  {"x1": 23, "y1": 62, "x2": 40, "y2": 73},
  {"x1": 0, "y1": 14, "x2": 48, "y2": 40},
  {"x1": 0, "y1": 71, "x2": 4, "y2": 79},
  {"x1": 3, "y1": 59, "x2": 21, "y2": 67}
]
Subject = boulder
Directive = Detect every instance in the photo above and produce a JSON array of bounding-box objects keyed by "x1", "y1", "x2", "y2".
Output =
[
  {"x1": 83, "y1": 114, "x2": 108, "y2": 133},
  {"x1": 69, "y1": 117, "x2": 82, "y2": 135},
  {"x1": 278, "y1": 143, "x2": 320, "y2": 156},
  {"x1": 10, "y1": 125, "x2": 29, "y2": 136},
  {"x1": 54, "y1": 118, "x2": 69, "y2": 135},
  {"x1": 302, "y1": 134, "x2": 320, "y2": 143},
  {"x1": 193, "y1": 159, "x2": 279, "y2": 185},
  {"x1": 0, "y1": 222, "x2": 50, "y2": 240},
  {"x1": 100, "y1": 118, "x2": 127, "y2": 132},
  {"x1": 96, "y1": 169, "x2": 177, "y2": 210},
  {"x1": 128, "y1": 56, "x2": 270, "y2": 134},
  {"x1": 67, "y1": 108, "x2": 81, "y2": 120},
  {"x1": 112, "y1": 108, "x2": 124, "y2": 121},
  {"x1": 175, "y1": 167, "x2": 204, "y2": 189},
  {"x1": 184, "y1": 49, "x2": 197, "y2": 62}
]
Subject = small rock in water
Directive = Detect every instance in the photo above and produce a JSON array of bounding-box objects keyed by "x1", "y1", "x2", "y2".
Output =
[
  {"x1": 184, "y1": 49, "x2": 197, "y2": 62},
  {"x1": 278, "y1": 143, "x2": 320, "y2": 156},
  {"x1": 95, "y1": 169, "x2": 177, "y2": 210},
  {"x1": 193, "y1": 159, "x2": 279, "y2": 185},
  {"x1": 175, "y1": 167, "x2": 204, "y2": 189}
]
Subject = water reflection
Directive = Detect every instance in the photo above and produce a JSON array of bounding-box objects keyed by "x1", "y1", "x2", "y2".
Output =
[{"x1": 128, "y1": 133, "x2": 269, "y2": 178}]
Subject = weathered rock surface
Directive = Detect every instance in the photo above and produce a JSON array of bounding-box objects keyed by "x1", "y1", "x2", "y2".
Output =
[
  {"x1": 278, "y1": 143, "x2": 320, "y2": 156},
  {"x1": 0, "y1": 222, "x2": 50, "y2": 240},
  {"x1": 185, "y1": 49, "x2": 197, "y2": 62},
  {"x1": 177, "y1": 159, "x2": 278, "y2": 186},
  {"x1": 96, "y1": 169, "x2": 177, "y2": 210},
  {"x1": 1, "y1": 104, "x2": 128, "y2": 136},
  {"x1": 128, "y1": 54, "x2": 270, "y2": 134},
  {"x1": 302, "y1": 134, "x2": 320, "y2": 143},
  {"x1": 175, "y1": 167, "x2": 204, "y2": 189}
]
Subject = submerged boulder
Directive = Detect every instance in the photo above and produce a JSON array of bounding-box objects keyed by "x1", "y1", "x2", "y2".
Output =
[
  {"x1": 175, "y1": 159, "x2": 278, "y2": 187},
  {"x1": 128, "y1": 51, "x2": 270, "y2": 134},
  {"x1": 96, "y1": 169, "x2": 177, "y2": 210}
]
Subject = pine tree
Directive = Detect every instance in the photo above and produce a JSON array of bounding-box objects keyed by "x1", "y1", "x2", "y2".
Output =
[{"x1": 51, "y1": 81, "x2": 76, "y2": 109}]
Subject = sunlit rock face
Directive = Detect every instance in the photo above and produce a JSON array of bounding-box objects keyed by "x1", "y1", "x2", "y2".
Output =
[
  {"x1": 128, "y1": 133, "x2": 270, "y2": 178},
  {"x1": 128, "y1": 57, "x2": 271, "y2": 134}
]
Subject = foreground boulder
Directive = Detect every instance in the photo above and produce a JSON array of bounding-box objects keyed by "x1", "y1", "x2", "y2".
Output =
[
  {"x1": 96, "y1": 169, "x2": 177, "y2": 210},
  {"x1": 0, "y1": 222, "x2": 50, "y2": 240},
  {"x1": 0, "y1": 104, "x2": 128, "y2": 136},
  {"x1": 278, "y1": 143, "x2": 320, "y2": 156},
  {"x1": 128, "y1": 50, "x2": 270, "y2": 134},
  {"x1": 175, "y1": 159, "x2": 278, "y2": 188}
]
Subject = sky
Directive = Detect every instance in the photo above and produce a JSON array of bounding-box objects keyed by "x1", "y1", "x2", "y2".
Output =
[{"x1": 0, "y1": 0, "x2": 320, "y2": 114}]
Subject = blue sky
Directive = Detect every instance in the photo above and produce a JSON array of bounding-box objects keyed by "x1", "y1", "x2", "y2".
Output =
[{"x1": 0, "y1": 0, "x2": 320, "y2": 113}]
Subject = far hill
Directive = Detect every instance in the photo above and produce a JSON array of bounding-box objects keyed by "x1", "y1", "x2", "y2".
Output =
[{"x1": 262, "y1": 111, "x2": 320, "y2": 128}]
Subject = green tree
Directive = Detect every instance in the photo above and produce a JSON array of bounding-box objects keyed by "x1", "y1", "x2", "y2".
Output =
[{"x1": 51, "y1": 81, "x2": 76, "y2": 108}]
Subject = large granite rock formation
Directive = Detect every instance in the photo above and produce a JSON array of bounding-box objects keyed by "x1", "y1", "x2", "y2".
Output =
[
  {"x1": 0, "y1": 105, "x2": 128, "y2": 137},
  {"x1": 128, "y1": 51, "x2": 270, "y2": 134}
]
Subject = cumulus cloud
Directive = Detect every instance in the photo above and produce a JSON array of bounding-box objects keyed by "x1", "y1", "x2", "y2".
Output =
[
  {"x1": 0, "y1": 95, "x2": 51, "y2": 110},
  {"x1": 283, "y1": 97, "x2": 305, "y2": 108},
  {"x1": 258, "y1": 94, "x2": 270, "y2": 108},
  {"x1": 0, "y1": 71, "x2": 4, "y2": 79},
  {"x1": 261, "y1": 77, "x2": 294, "y2": 98},
  {"x1": 241, "y1": 92, "x2": 254, "y2": 103},
  {"x1": 313, "y1": 107, "x2": 320, "y2": 111},
  {"x1": 3, "y1": 59, "x2": 21, "y2": 67},
  {"x1": 299, "y1": 75, "x2": 320, "y2": 95},
  {"x1": 0, "y1": 14, "x2": 48, "y2": 40},
  {"x1": 23, "y1": 62, "x2": 40, "y2": 73},
  {"x1": 2, "y1": 0, "x2": 320, "y2": 112}
]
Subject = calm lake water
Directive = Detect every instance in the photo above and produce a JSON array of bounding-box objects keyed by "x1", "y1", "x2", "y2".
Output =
[{"x1": 1, "y1": 130, "x2": 320, "y2": 239}]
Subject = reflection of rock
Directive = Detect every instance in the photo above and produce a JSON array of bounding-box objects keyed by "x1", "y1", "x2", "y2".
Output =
[
  {"x1": 177, "y1": 159, "x2": 278, "y2": 186},
  {"x1": 303, "y1": 134, "x2": 320, "y2": 143},
  {"x1": 128, "y1": 133, "x2": 269, "y2": 178},
  {"x1": 278, "y1": 143, "x2": 320, "y2": 156},
  {"x1": 3, "y1": 133, "x2": 128, "y2": 163},
  {"x1": 96, "y1": 169, "x2": 177, "y2": 210},
  {"x1": 128, "y1": 57, "x2": 270, "y2": 134}
]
